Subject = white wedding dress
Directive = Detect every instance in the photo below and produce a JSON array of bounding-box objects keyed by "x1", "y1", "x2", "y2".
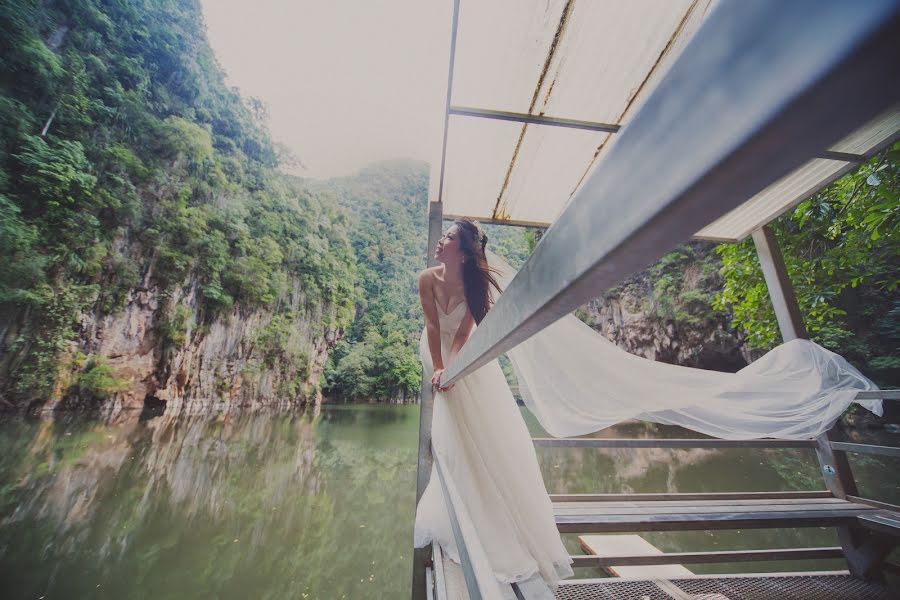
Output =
[
  {"x1": 411, "y1": 252, "x2": 881, "y2": 598},
  {"x1": 414, "y1": 297, "x2": 574, "y2": 599}
]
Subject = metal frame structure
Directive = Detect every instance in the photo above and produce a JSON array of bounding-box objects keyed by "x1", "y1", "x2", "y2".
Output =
[
  {"x1": 412, "y1": 1, "x2": 900, "y2": 598},
  {"x1": 449, "y1": 106, "x2": 620, "y2": 133},
  {"x1": 439, "y1": 0, "x2": 900, "y2": 388}
]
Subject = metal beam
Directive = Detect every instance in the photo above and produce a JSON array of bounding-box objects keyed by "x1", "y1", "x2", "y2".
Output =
[
  {"x1": 571, "y1": 546, "x2": 844, "y2": 567},
  {"x1": 532, "y1": 437, "x2": 816, "y2": 449},
  {"x1": 434, "y1": 454, "x2": 483, "y2": 600},
  {"x1": 848, "y1": 495, "x2": 900, "y2": 513},
  {"x1": 751, "y1": 185, "x2": 873, "y2": 577},
  {"x1": 751, "y1": 218, "x2": 856, "y2": 509},
  {"x1": 552, "y1": 491, "x2": 833, "y2": 502},
  {"x1": 414, "y1": 0, "x2": 458, "y2": 593},
  {"x1": 831, "y1": 442, "x2": 900, "y2": 458},
  {"x1": 819, "y1": 150, "x2": 868, "y2": 162},
  {"x1": 412, "y1": 201, "x2": 445, "y2": 600},
  {"x1": 434, "y1": 0, "x2": 461, "y2": 206},
  {"x1": 432, "y1": 543, "x2": 448, "y2": 600},
  {"x1": 449, "y1": 106, "x2": 620, "y2": 133},
  {"x1": 857, "y1": 390, "x2": 900, "y2": 400},
  {"x1": 751, "y1": 225, "x2": 808, "y2": 341},
  {"x1": 442, "y1": 213, "x2": 551, "y2": 229},
  {"x1": 750, "y1": 224, "x2": 859, "y2": 503},
  {"x1": 441, "y1": 0, "x2": 900, "y2": 387}
]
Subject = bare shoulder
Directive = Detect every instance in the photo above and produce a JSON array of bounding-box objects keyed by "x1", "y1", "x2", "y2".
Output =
[{"x1": 418, "y1": 266, "x2": 439, "y2": 288}]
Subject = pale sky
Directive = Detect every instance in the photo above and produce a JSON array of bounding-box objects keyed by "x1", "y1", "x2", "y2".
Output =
[{"x1": 200, "y1": 0, "x2": 453, "y2": 179}]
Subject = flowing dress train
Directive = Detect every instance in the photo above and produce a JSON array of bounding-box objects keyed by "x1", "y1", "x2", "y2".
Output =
[{"x1": 414, "y1": 298, "x2": 574, "y2": 598}]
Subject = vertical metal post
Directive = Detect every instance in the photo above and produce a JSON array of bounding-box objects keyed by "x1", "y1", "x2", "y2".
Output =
[
  {"x1": 750, "y1": 225, "x2": 808, "y2": 341},
  {"x1": 751, "y1": 225, "x2": 857, "y2": 496},
  {"x1": 751, "y1": 223, "x2": 867, "y2": 575},
  {"x1": 412, "y1": 201, "x2": 445, "y2": 599},
  {"x1": 413, "y1": 0, "x2": 460, "y2": 594},
  {"x1": 417, "y1": 200, "x2": 444, "y2": 502},
  {"x1": 434, "y1": 453, "x2": 484, "y2": 600}
]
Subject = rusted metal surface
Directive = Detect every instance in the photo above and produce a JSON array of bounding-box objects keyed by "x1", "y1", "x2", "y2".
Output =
[
  {"x1": 569, "y1": 0, "x2": 704, "y2": 200},
  {"x1": 492, "y1": 0, "x2": 577, "y2": 221}
]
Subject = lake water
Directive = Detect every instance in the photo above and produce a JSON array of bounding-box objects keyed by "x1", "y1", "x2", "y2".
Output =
[{"x1": 0, "y1": 404, "x2": 896, "y2": 599}]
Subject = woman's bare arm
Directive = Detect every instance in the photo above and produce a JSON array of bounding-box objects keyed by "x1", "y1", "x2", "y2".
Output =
[{"x1": 418, "y1": 269, "x2": 445, "y2": 372}]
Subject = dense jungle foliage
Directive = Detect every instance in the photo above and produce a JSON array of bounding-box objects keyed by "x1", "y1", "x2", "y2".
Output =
[
  {"x1": 1, "y1": 0, "x2": 895, "y2": 407},
  {"x1": 717, "y1": 144, "x2": 900, "y2": 387},
  {"x1": 306, "y1": 161, "x2": 429, "y2": 402},
  {"x1": 311, "y1": 162, "x2": 533, "y2": 402},
  {"x1": 0, "y1": 0, "x2": 356, "y2": 404}
]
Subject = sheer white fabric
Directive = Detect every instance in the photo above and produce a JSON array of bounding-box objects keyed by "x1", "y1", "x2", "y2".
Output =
[
  {"x1": 414, "y1": 250, "x2": 881, "y2": 597},
  {"x1": 433, "y1": 455, "x2": 557, "y2": 600},
  {"x1": 414, "y1": 296, "x2": 574, "y2": 596},
  {"x1": 485, "y1": 250, "x2": 882, "y2": 440}
]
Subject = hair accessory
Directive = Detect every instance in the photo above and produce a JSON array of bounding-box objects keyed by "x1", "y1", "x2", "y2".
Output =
[{"x1": 474, "y1": 222, "x2": 488, "y2": 252}]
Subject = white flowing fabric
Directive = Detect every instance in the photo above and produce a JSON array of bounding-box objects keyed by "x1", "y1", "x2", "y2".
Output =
[
  {"x1": 414, "y1": 250, "x2": 881, "y2": 597},
  {"x1": 484, "y1": 250, "x2": 883, "y2": 439},
  {"x1": 414, "y1": 295, "x2": 574, "y2": 598}
]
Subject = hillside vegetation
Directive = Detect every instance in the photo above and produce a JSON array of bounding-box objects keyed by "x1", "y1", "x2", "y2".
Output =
[{"x1": 0, "y1": 0, "x2": 355, "y2": 408}]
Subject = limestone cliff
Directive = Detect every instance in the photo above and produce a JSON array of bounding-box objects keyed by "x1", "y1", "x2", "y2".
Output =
[
  {"x1": 576, "y1": 242, "x2": 751, "y2": 372},
  {"x1": 0, "y1": 0, "x2": 357, "y2": 411},
  {"x1": 58, "y1": 273, "x2": 342, "y2": 414}
]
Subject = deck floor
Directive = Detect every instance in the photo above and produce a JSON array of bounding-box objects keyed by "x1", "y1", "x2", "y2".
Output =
[{"x1": 554, "y1": 572, "x2": 895, "y2": 600}]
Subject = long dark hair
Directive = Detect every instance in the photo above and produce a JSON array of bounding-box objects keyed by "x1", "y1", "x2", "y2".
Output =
[{"x1": 454, "y1": 218, "x2": 503, "y2": 325}]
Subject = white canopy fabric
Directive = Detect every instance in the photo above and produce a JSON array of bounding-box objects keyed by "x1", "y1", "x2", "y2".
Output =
[
  {"x1": 696, "y1": 106, "x2": 900, "y2": 242},
  {"x1": 432, "y1": 0, "x2": 900, "y2": 240}
]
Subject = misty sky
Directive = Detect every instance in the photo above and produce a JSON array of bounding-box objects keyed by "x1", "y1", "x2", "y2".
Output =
[{"x1": 200, "y1": 0, "x2": 452, "y2": 179}]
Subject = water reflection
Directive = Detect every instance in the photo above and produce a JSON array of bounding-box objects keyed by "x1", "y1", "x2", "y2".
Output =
[
  {"x1": 0, "y1": 406, "x2": 419, "y2": 600},
  {"x1": 1, "y1": 405, "x2": 897, "y2": 598}
]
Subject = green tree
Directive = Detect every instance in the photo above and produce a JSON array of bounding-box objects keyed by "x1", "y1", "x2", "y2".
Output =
[
  {"x1": 716, "y1": 144, "x2": 900, "y2": 385},
  {"x1": 0, "y1": 0, "x2": 357, "y2": 405}
]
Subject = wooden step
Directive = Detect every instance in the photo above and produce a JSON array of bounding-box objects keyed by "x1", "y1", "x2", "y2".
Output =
[
  {"x1": 554, "y1": 497, "x2": 879, "y2": 532},
  {"x1": 578, "y1": 534, "x2": 693, "y2": 578}
]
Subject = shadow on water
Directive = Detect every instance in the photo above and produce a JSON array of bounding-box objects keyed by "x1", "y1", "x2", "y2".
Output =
[{"x1": 0, "y1": 404, "x2": 897, "y2": 597}]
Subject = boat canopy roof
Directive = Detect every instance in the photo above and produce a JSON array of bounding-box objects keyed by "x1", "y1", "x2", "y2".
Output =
[{"x1": 431, "y1": 0, "x2": 900, "y2": 242}]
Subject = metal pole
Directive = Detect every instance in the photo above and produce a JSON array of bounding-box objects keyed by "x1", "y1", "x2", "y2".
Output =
[
  {"x1": 750, "y1": 225, "x2": 808, "y2": 341},
  {"x1": 413, "y1": 0, "x2": 460, "y2": 594},
  {"x1": 412, "y1": 202, "x2": 445, "y2": 599},
  {"x1": 449, "y1": 106, "x2": 620, "y2": 133},
  {"x1": 434, "y1": 453, "x2": 484, "y2": 600},
  {"x1": 436, "y1": 0, "x2": 461, "y2": 205},
  {"x1": 750, "y1": 223, "x2": 870, "y2": 577}
]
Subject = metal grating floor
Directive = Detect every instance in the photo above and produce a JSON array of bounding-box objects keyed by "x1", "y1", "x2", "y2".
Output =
[
  {"x1": 555, "y1": 578, "x2": 673, "y2": 600},
  {"x1": 554, "y1": 574, "x2": 895, "y2": 600}
]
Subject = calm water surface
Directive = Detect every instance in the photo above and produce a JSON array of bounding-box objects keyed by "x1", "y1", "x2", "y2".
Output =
[{"x1": 0, "y1": 404, "x2": 896, "y2": 599}]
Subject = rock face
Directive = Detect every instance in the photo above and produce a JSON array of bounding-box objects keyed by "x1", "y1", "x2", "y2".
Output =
[
  {"x1": 48, "y1": 273, "x2": 342, "y2": 415},
  {"x1": 581, "y1": 292, "x2": 749, "y2": 373},
  {"x1": 576, "y1": 243, "x2": 752, "y2": 373}
]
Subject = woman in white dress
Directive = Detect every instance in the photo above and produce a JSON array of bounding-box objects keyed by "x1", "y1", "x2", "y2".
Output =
[{"x1": 413, "y1": 218, "x2": 574, "y2": 598}]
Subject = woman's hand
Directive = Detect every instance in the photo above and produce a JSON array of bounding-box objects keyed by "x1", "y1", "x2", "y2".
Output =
[{"x1": 431, "y1": 368, "x2": 455, "y2": 392}]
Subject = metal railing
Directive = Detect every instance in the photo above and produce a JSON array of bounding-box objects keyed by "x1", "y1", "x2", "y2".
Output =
[
  {"x1": 432, "y1": 451, "x2": 484, "y2": 600},
  {"x1": 413, "y1": 1, "x2": 900, "y2": 597},
  {"x1": 432, "y1": 450, "x2": 541, "y2": 600},
  {"x1": 438, "y1": 0, "x2": 900, "y2": 390}
]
